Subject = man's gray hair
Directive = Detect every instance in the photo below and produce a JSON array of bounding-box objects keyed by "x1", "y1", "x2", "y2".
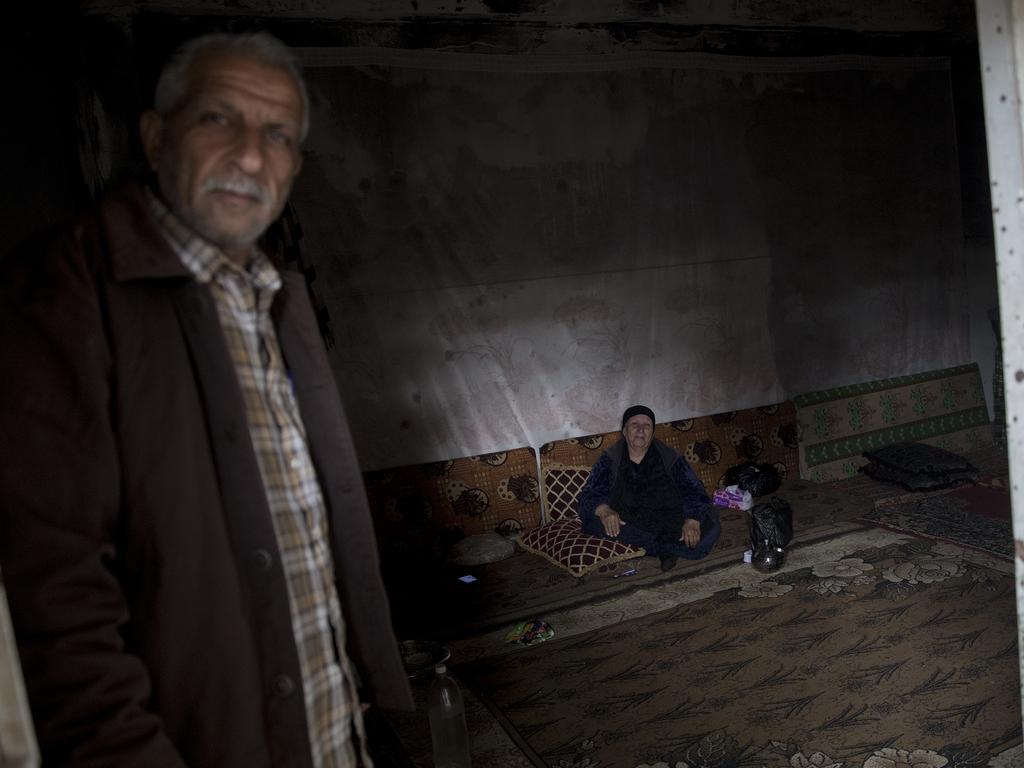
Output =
[{"x1": 154, "y1": 31, "x2": 310, "y2": 141}]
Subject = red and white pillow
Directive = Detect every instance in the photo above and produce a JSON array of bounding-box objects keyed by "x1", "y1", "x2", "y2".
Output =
[{"x1": 521, "y1": 465, "x2": 646, "y2": 577}]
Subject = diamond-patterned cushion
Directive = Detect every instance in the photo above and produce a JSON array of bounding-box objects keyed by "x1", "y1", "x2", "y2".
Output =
[
  {"x1": 544, "y1": 467, "x2": 591, "y2": 521},
  {"x1": 518, "y1": 519, "x2": 645, "y2": 577}
]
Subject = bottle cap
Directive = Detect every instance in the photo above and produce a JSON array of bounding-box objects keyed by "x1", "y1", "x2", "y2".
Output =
[{"x1": 435, "y1": 662, "x2": 447, "y2": 674}]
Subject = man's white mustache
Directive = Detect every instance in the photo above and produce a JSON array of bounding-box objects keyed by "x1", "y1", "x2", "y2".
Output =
[{"x1": 202, "y1": 176, "x2": 270, "y2": 205}]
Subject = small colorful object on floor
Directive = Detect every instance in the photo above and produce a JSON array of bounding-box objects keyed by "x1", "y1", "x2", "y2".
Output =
[
  {"x1": 713, "y1": 484, "x2": 753, "y2": 511},
  {"x1": 504, "y1": 619, "x2": 554, "y2": 647}
]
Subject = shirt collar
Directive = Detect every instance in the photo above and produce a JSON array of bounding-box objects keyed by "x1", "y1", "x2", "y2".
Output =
[{"x1": 145, "y1": 186, "x2": 280, "y2": 293}]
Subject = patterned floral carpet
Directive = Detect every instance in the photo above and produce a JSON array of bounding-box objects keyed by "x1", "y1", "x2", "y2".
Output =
[
  {"x1": 861, "y1": 479, "x2": 1013, "y2": 561},
  {"x1": 382, "y1": 527, "x2": 1022, "y2": 768}
]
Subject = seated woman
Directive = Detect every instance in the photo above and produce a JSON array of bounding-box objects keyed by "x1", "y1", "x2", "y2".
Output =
[{"x1": 577, "y1": 405, "x2": 720, "y2": 571}]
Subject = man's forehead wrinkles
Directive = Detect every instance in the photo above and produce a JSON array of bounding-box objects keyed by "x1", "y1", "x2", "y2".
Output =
[
  {"x1": 194, "y1": 93, "x2": 295, "y2": 124},
  {"x1": 192, "y1": 87, "x2": 297, "y2": 116}
]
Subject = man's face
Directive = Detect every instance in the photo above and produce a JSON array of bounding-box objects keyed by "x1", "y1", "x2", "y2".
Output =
[
  {"x1": 623, "y1": 415, "x2": 655, "y2": 455},
  {"x1": 140, "y1": 51, "x2": 305, "y2": 264}
]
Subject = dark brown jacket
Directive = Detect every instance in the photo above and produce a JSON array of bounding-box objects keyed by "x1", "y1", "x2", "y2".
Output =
[{"x1": 0, "y1": 184, "x2": 413, "y2": 767}]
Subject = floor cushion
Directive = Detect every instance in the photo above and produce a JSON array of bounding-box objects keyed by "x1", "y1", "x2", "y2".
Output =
[
  {"x1": 860, "y1": 442, "x2": 979, "y2": 491},
  {"x1": 517, "y1": 519, "x2": 645, "y2": 577},
  {"x1": 450, "y1": 531, "x2": 518, "y2": 566}
]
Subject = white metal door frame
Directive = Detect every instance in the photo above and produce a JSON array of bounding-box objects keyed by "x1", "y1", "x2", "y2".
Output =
[{"x1": 976, "y1": 0, "x2": 1024, "y2": 733}]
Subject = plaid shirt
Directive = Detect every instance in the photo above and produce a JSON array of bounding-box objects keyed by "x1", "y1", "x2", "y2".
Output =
[{"x1": 147, "y1": 190, "x2": 370, "y2": 768}]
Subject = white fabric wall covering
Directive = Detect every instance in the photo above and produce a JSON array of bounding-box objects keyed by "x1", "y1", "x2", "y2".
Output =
[{"x1": 294, "y1": 51, "x2": 969, "y2": 470}]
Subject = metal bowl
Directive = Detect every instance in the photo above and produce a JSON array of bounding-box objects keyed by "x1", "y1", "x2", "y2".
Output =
[{"x1": 398, "y1": 640, "x2": 451, "y2": 679}]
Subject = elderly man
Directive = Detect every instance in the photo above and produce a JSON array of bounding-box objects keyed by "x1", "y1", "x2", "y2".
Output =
[
  {"x1": 578, "y1": 405, "x2": 721, "y2": 571},
  {"x1": 0, "y1": 32, "x2": 411, "y2": 767}
]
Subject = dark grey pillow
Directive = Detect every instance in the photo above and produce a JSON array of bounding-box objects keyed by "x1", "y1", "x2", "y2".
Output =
[
  {"x1": 860, "y1": 459, "x2": 977, "y2": 491},
  {"x1": 862, "y1": 442, "x2": 977, "y2": 477}
]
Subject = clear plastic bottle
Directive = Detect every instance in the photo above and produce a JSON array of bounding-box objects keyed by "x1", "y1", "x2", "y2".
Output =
[{"x1": 428, "y1": 663, "x2": 472, "y2": 768}]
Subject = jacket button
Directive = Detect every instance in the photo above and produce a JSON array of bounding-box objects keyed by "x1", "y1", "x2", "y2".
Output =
[
  {"x1": 273, "y1": 674, "x2": 295, "y2": 698},
  {"x1": 252, "y1": 549, "x2": 273, "y2": 572}
]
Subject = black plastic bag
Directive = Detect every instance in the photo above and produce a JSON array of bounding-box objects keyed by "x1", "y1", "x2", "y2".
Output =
[
  {"x1": 722, "y1": 462, "x2": 782, "y2": 497},
  {"x1": 748, "y1": 497, "x2": 794, "y2": 572}
]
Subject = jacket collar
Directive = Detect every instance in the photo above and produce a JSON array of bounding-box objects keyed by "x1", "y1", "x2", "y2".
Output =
[
  {"x1": 99, "y1": 180, "x2": 301, "y2": 316},
  {"x1": 99, "y1": 181, "x2": 197, "y2": 282}
]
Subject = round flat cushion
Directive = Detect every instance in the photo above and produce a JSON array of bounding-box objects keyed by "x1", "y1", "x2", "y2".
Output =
[{"x1": 450, "y1": 532, "x2": 516, "y2": 566}]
